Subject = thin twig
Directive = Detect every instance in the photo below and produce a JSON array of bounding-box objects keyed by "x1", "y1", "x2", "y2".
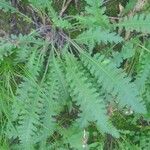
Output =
[{"x1": 59, "y1": 0, "x2": 73, "y2": 17}]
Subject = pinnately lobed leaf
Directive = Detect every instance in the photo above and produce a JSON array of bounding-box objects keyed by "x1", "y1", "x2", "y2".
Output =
[
  {"x1": 117, "y1": 14, "x2": 150, "y2": 33},
  {"x1": 80, "y1": 52, "x2": 147, "y2": 114},
  {"x1": 65, "y1": 53, "x2": 119, "y2": 137},
  {"x1": 76, "y1": 27, "x2": 123, "y2": 46}
]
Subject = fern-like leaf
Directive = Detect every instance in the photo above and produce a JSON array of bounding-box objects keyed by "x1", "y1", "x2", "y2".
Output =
[
  {"x1": 75, "y1": 0, "x2": 109, "y2": 29},
  {"x1": 65, "y1": 53, "x2": 119, "y2": 137},
  {"x1": 117, "y1": 14, "x2": 150, "y2": 33},
  {"x1": 10, "y1": 50, "x2": 44, "y2": 148},
  {"x1": 112, "y1": 41, "x2": 135, "y2": 67},
  {"x1": 136, "y1": 52, "x2": 150, "y2": 92},
  {"x1": 76, "y1": 27, "x2": 123, "y2": 47},
  {"x1": 53, "y1": 57, "x2": 69, "y2": 104},
  {"x1": 36, "y1": 55, "x2": 63, "y2": 145},
  {"x1": 80, "y1": 52, "x2": 146, "y2": 114}
]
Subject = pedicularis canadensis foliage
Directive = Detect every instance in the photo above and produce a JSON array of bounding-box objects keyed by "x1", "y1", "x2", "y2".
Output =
[{"x1": 0, "y1": 0, "x2": 150, "y2": 149}]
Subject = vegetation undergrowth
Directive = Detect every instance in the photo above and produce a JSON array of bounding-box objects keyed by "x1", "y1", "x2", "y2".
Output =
[{"x1": 0, "y1": 0, "x2": 150, "y2": 149}]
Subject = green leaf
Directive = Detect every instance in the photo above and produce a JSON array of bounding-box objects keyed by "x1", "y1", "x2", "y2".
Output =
[
  {"x1": 76, "y1": 27, "x2": 123, "y2": 47},
  {"x1": 0, "y1": 0, "x2": 17, "y2": 13},
  {"x1": 81, "y1": 52, "x2": 146, "y2": 114},
  {"x1": 65, "y1": 53, "x2": 119, "y2": 137},
  {"x1": 117, "y1": 14, "x2": 150, "y2": 33}
]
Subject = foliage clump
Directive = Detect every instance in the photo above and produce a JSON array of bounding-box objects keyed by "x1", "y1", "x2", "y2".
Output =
[{"x1": 0, "y1": 0, "x2": 150, "y2": 149}]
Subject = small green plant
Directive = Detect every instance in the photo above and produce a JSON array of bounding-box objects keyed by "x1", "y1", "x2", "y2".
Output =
[{"x1": 0, "y1": 0, "x2": 150, "y2": 149}]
